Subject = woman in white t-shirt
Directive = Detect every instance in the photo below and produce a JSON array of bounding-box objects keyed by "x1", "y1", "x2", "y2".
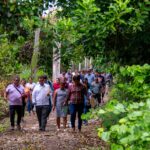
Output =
[{"x1": 26, "y1": 77, "x2": 36, "y2": 115}]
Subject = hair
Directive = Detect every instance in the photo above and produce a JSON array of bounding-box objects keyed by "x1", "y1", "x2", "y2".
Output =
[
  {"x1": 13, "y1": 75, "x2": 20, "y2": 81},
  {"x1": 73, "y1": 75, "x2": 80, "y2": 82},
  {"x1": 38, "y1": 75, "x2": 45, "y2": 79},
  {"x1": 60, "y1": 81, "x2": 65, "y2": 85},
  {"x1": 21, "y1": 78, "x2": 26, "y2": 82},
  {"x1": 43, "y1": 75, "x2": 48, "y2": 80}
]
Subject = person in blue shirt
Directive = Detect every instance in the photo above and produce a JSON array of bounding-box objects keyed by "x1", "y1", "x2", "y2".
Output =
[{"x1": 84, "y1": 69, "x2": 95, "y2": 88}]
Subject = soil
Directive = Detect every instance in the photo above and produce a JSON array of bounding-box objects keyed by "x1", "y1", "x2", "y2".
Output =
[{"x1": 0, "y1": 98, "x2": 109, "y2": 150}]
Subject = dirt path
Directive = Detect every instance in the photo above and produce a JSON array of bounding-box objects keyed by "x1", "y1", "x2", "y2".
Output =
[
  {"x1": 0, "y1": 97, "x2": 109, "y2": 150},
  {"x1": 0, "y1": 113, "x2": 108, "y2": 150}
]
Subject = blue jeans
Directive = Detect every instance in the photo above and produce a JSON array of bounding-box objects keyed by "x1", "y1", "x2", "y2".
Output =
[
  {"x1": 27, "y1": 98, "x2": 33, "y2": 113},
  {"x1": 69, "y1": 103, "x2": 84, "y2": 130}
]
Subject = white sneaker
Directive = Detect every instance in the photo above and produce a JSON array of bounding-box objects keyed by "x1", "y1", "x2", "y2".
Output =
[{"x1": 57, "y1": 128, "x2": 60, "y2": 131}]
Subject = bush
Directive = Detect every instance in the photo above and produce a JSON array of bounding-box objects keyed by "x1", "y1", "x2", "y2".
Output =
[{"x1": 82, "y1": 64, "x2": 150, "y2": 150}]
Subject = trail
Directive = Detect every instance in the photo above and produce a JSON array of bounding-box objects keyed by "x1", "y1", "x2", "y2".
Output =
[{"x1": 0, "y1": 97, "x2": 109, "y2": 150}]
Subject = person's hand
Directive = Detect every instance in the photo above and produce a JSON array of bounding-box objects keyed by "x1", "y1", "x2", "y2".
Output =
[
  {"x1": 21, "y1": 93, "x2": 26, "y2": 98},
  {"x1": 47, "y1": 89, "x2": 50, "y2": 96},
  {"x1": 63, "y1": 101, "x2": 67, "y2": 106},
  {"x1": 47, "y1": 93, "x2": 50, "y2": 96},
  {"x1": 4, "y1": 96, "x2": 7, "y2": 101}
]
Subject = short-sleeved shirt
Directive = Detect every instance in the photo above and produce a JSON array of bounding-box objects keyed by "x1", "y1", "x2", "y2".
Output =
[
  {"x1": 85, "y1": 73, "x2": 95, "y2": 85},
  {"x1": 26, "y1": 82, "x2": 36, "y2": 92},
  {"x1": 91, "y1": 82, "x2": 102, "y2": 94},
  {"x1": 68, "y1": 83, "x2": 85, "y2": 104},
  {"x1": 6, "y1": 84, "x2": 24, "y2": 105}
]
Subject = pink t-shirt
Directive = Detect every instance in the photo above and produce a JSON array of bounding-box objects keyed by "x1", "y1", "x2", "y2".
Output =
[{"x1": 6, "y1": 84, "x2": 24, "y2": 105}]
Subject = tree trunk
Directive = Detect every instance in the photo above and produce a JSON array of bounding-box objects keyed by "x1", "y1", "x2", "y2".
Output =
[
  {"x1": 52, "y1": 42, "x2": 61, "y2": 82},
  {"x1": 31, "y1": 28, "x2": 40, "y2": 79}
]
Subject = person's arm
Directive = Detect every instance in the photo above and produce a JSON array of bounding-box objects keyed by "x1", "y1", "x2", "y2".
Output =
[
  {"x1": 66, "y1": 86, "x2": 71, "y2": 104},
  {"x1": 5, "y1": 85, "x2": 10, "y2": 101},
  {"x1": 4, "y1": 91, "x2": 8, "y2": 101},
  {"x1": 32, "y1": 86, "x2": 37, "y2": 105},
  {"x1": 53, "y1": 90, "x2": 57, "y2": 111},
  {"x1": 46, "y1": 85, "x2": 51, "y2": 96}
]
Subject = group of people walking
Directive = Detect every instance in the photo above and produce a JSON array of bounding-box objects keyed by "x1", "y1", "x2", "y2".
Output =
[{"x1": 5, "y1": 69, "x2": 113, "y2": 132}]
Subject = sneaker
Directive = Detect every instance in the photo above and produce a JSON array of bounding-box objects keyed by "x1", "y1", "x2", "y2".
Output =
[
  {"x1": 21, "y1": 118, "x2": 25, "y2": 123},
  {"x1": 57, "y1": 128, "x2": 60, "y2": 131},
  {"x1": 10, "y1": 126, "x2": 14, "y2": 130},
  {"x1": 39, "y1": 128, "x2": 42, "y2": 131}
]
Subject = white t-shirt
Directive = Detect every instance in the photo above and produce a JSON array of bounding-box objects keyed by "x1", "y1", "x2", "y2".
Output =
[{"x1": 26, "y1": 82, "x2": 36, "y2": 90}]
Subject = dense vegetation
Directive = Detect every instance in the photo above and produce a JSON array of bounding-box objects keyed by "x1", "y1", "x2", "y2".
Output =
[
  {"x1": 0, "y1": 0, "x2": 150, "y2": 149},
  {"x1": 83, "y1": 64, "x2": 150, "y2": 149}
]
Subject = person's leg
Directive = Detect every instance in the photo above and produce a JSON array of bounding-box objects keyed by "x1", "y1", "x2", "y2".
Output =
[
  {"x1": 27, "y1": 99, "x2": 31, "y2": 115},
  {"x1": 101, "y1": 91, "x2": 105, "y2": 103},
  {"x1": 96, "y1": 93, "x2": 101, "y2": 104},
  {"x1": 41, "y1": 105, "x2": 49, "y2": 131},
  {"x1": 9, "y1": 105, "x2": 15, "y2": 129},
  {"x1": 16, "y1": 105, "x2": 22, "y2": 130},
  {"x1": 63, "y1": 117, "x2": 67, "y2": 129},
  {"x1": 47, "y1": 97, "x2": 52, "y2": 117},
  {"x1": 22, "y1": 99, "x2": 26, "y2": 120},
  {"x1": 69, "y1": 104, "x2": 76, "y2": 131},
  {"x1": 36, "y1": 106, "x2": 42, "y2": 130},
  {"x1": 77, "y1": 104, "x2": 84, "y2": 131},
  {"x1": 102, "y1": 86, "x2": 105, "y2": 103},
  {"x1": 56, "y1": 117, "x2": 60, "y2": 129}
]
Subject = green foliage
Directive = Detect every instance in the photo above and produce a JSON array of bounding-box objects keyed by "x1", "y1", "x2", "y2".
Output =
[
  {"x1": 113, "y1": 64, "x2": 150, "y2": 101},
  {"x1": 19, "y1": 66, "x2": 47, "y2": 81},
  {"x1": 96, "y1": 99, "x2": 150, "y2": 150},
  {"x1": 0, "y1": 36, "x2": 23, "y2": 76},
  {"x1": 83, "y1": 65, "x2": 150, "y2": 149},
  {"x1": 0, "y1": 97, "x2": 8, "y2": 119},
  {"x1": 54, "y1": 0, "x2": 150, "y2": 67}
]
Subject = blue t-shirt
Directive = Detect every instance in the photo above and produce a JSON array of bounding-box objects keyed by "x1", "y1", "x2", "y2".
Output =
[{"x1": 85, "y1": 73, "x2": 95, "y2": 85}]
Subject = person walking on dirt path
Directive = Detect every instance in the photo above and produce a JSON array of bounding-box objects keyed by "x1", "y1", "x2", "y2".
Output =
[
  {"x1": 82, "y1": 78, "x2": 91, "y2": 125},
  {"x1": 53, "y1": 81, "x2": 68, "y2": 131},
  {"x1": 98, "y1": 74, "x2": 105, "y2": 104},
  {"x1": 43, "y1": 75, "x2": 53, "y2": 115},
  {"x1": 26, "y1": 77, "x2": 36, "y2": 115},
  {"x1": 67, "y1": 75, "x2": 85, "y2": 132},
  {"x1": 5, "y1": 76, "x2": 25, "y2": 130},
  {"x1": 65, "y1": 70, "x2": 72, "y2": 84},
  {"x1": 91, "y1": 77, "x2": 102, "y2": 105},
  {"x1": 84, "y1": 69, "x2": 95, "y2": 88},
  {"x1": 53, "y1": 78, "x2": 60, "y2": 91},
  {"x1": 32, "y1": 76, "x2": 51, "y2": 131},
  {"x1": 21, "y1": 79, "x2": 30, "y2": 122}
]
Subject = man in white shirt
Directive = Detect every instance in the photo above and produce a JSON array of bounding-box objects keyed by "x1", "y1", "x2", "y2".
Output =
[{"x1": 32, "y1": 76, "x2": 51, "y2": 131}]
